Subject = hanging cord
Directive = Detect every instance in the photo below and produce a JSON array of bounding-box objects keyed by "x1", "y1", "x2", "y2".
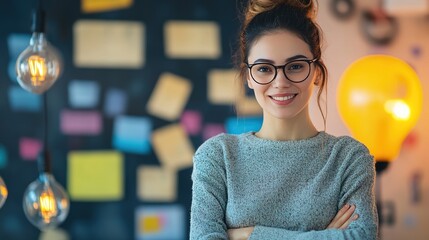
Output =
[
  {"x1": 37, "y1": 93, "x2": 52, "y2": 174},
  {"x1": 32, "y1": 0, "x2": 45, "y2": 33}
]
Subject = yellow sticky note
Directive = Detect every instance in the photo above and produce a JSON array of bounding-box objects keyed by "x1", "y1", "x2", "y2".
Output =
[
  {"x1": 208, "y1": 69, "x2": 242, "y2": 104},
  {"x1": 235, "y1": 97, "x2": 263, "y2": 116},
  {"x1": 140, "y1": 215, "x2": 161, "y2": 233},
  {"x1": 81, "y1": 0, "x2": 133, "y2": 13},
  {"x1": 152, "y1": 124, "x2": 194, "y2": 170},
  {"x1": 165, "y1": 21, "x2": 221, "y2": 59},
  {"x1": 73, "y1": 20, "x2": 144, "y2": 68},
  {"x1": 146, "y1": 73, "x2": 192, "y2": 121},
  {"x1": 137, "y1": 166, "x2": 176, "y2": 202},
  {"x1": 68, "y1": 150, "x2": 123, "y2": 201}
]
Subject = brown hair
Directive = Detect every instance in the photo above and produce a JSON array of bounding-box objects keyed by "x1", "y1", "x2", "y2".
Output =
[{"x1": 236, "y1": 0, "x2": 328, "y2": 127}]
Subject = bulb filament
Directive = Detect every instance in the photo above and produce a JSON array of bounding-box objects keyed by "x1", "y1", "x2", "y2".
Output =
[
  {"x1": 39, "y1": 189, "x2": 58, "y2": 223},
  {"x1": 28, "y1": 56, "x2": 47, "y2": 86}
]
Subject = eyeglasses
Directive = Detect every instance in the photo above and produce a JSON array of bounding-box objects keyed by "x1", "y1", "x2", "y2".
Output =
[{"x1": 246, "y1": 58, "x2": 318, "y2": 85}]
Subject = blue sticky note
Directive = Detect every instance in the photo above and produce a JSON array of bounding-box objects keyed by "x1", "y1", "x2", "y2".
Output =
[
  {"x1": 69, "y1": 80, "x2": 100, "y2": 108},
  {"x1": 0, "y1": 145, "x2": 7, "y2": 169},
  {"x1": 225, "y1": 116, "x2": 262, "y2": 134},
  {"x1": 104, "y1": 88, "x2": 127, "y2": 117},
  {"x1": 8, "y1": 86, "x2": 41, "y2": 112},
  {"x1": 7, "y1": 34, "x2": 31, "y2": 82},
  {"x1": 113, "y1": 116, "x2": 152, "y2": 154}
]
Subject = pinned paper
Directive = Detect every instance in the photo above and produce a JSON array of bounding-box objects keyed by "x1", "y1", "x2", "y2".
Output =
[
  {"x1": 19, "y1": 137, "x2": 43, "y2": 161},
  {"x1": 137, "y1": 166, "x2": 176, "y2": 202},
  {"x1": 8, "y1": 86, "x2": 41, "y2": 112},
  {"x1": 180, "y1": 110, "x2": 202, "y2": 136},
  {"x1": 68, "y1": 150, "x2": 123, "y2": 200},
  {"x1": 135, "y1": 205, "x2": 185, "y2": 240},
  {"x1": 7, "y1": 34, "x2": 31, "y2": 82},
  {"x1": 202, "y1": 123, "x2": 225, "y2": 141},
  {"x1": 104, "y1": 88, "x2": 127, "y2": 117},
  {"x1": 112, "y1": 116, "x2": 152, "y2": 154},
  {"x1": 235, "y1": 97, "x2": 263, "y2": 116},
  {"x1": 0, "y1": 145, "x2": 8, "y2": 168},
  {"x1": 152, "y1": 124, "x2": 194, "y2": 170},
  {"x1": 81, "y1": 0, "x2": 133, "y2": 13},
  {"x1": 208, "y1": 69, "x2": 241, "y2": 104},
  {"x1": 164, "y1": 21, "x2": 221, "y2": 59},
  {"x1": 60, "y1": 110, "x2": 102, "y2": 135},
  {"x1": 147, "y1": 73, "x2": 192, "y2": 121},
  {"x1": 225, "y1": 117, "x2": 263, "y2": 134},
  {"x1": 68, "y1": 80, "x2": 100, "y2": 108},
  {"x1": 74, "y1": 20, "x2": 144, "y2": 68}
]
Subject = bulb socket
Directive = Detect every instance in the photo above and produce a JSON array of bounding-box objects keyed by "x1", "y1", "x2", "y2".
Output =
[
  {"x1": 32, "y1": 8, "x2": 45, "y2": 33},
  {"x1": 37, "y1": 149, "x2": 52, "y2": 174}
]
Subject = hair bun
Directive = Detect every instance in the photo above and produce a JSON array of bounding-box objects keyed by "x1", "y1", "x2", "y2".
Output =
[{"x1": 245, "y1": 0, "x2": 317, "y2": 25}]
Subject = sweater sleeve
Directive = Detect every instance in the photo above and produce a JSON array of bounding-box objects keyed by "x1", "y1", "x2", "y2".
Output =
[
  {"x1": 249, "y1": 141, "x2": 379, "y2": 240},
  {"x1": 190, "y1": 138, "x2": 228, "y2": 240}
]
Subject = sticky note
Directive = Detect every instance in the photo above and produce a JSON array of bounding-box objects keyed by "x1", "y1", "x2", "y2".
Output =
[
  {"x1": 152, "y1": 124, "x2": 194, "y2": 170},
  {"x1": 235, "y1": 97, "x2": 263, "y2": 116},
  {"x1": 74, "y1": 20, "x2": 144, "y2": 68},
  {"x1": 68, "y1": 80, "x2": 100, "y2": 108},
  {"x1": 180, "y1": 110, "x2": 202, "y2": 136},
  {"x1": 7, "y1": 34, "x2": 31, "y2": 82},
  {"x1": 146, "y1": 73, "x2": 192, "y2": 121},
  {"x1": 68, "y1": 150, "x2": 123, "y2": 200},
  {"x1": 202, "y1": 123, "x2": 225, "y2": 141},
  {"x1": 82, "y1": 0, "x2": 133, "y2": 13},
  {"x1": 104, "y1": 88, "x2": 127, "y2": 117},
  {"x1": 225, "y1": 117, "x2": 263, "y2": 134},
  {"x1": 19, "y1": 137, "x2": 42, "y2": 161},
  {"x1": 39, "y1": 228, "x2": 70, "y2": 240},
  {"x1": 135, "y1": 205, "x2": 185, "y2": 240},
  {"x1": 208, "y1": 69, "x2": 242, "y2": 104},
  {"x1": 0, "y1": 145, "x2": 8, "y2": 168},
  {"x1": 8, "y1": 86, "x2": 41, "y2": 112},
  {"x1": 112, "y1": 116, "x2": 152, "y2": 154},
  {"x1": 60, "y1": 110, "x2": 102, "y2": 135},
  {"x1": 164, "y1": 21, "x2": 221, "y2": 59},
  {"x1": 137, "y1": 166, "x2": 176, "y2": 202}
]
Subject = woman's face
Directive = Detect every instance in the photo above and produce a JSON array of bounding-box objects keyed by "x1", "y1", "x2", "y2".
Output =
[{"x1": 247, "y1": 30, "x2": 317, "y2": 121}]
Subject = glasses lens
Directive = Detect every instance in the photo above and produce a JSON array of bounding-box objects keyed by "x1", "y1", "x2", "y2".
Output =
[
  {"x1": 284, "y1": 60, "x2": 310, "y2": 83},
  {"x1": 250, "y1": 63, "x2": 276, "y2": 84}
]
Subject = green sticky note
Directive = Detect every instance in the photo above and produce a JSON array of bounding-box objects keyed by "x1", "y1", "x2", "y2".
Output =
[{"x1": 68, "y1": 150, "x2": 123, "y2": 201}]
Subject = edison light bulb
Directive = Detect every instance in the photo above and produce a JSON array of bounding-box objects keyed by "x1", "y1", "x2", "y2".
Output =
[
  {"x1": 0, "y1": 176, "x2": 7, "y2": 208},
  {"x1": 337, "y1": 55, "x2": 423, "y2": 162},
  {"x1": 23, "y1": 173, "x2": 69, "y2": 230},
  {"x1": 16, "y1": 32, "x2": 62, "y2": 94}
]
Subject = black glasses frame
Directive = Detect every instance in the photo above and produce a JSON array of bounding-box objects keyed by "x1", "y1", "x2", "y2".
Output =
[{"x1": 246, "y1": 58, "x2": 318, "y2": 85}]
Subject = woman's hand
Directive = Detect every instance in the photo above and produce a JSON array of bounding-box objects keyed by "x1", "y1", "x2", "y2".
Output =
[
  {"x1": 326, "y1": 204, "x2": 359, "y2": 229},
  {"x1": 227, "y1": 226, "x2": 254, "y2": 240}
]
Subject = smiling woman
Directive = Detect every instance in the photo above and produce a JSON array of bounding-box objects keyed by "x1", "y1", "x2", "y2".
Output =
[{"x1": 189, "y1": 0, "x2": 379, "y2": 239}]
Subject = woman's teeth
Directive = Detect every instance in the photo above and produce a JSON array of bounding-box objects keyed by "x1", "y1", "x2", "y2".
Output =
[{"x1": 271, "y1": 95, "x2": 295, "y2": 101}]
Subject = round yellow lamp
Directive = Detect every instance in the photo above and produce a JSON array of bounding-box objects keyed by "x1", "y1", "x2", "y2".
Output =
[{"x1": 337, "y1": 55, "x2": 423, "y2": 172}]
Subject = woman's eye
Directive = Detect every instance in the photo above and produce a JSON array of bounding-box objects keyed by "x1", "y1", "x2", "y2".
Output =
[
  {"x1": 288, "y1": 64, "x2": 304, "y2": 71},
  {"x1": 256, "y1": 65, "x2": 272, "y2": 73}
]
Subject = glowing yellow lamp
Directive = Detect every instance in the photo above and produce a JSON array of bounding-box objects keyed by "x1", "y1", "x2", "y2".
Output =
[{"x1": 337, "y1": 55, "x2": 423, "y2": 164}]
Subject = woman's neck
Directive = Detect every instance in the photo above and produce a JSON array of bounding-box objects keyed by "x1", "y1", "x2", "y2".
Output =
[{"x1": 255, "y1": 111, "x2": 318, "y2": 141}]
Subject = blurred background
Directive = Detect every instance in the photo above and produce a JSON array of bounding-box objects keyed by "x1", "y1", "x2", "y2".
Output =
[{"x1": 0, "y1": 0, "x2": 428, "y2": 239}]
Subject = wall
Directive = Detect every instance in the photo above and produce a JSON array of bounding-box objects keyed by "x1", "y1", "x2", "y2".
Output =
[{"x1": 0, "y1": 0, "x2": 428, "y2": 239}]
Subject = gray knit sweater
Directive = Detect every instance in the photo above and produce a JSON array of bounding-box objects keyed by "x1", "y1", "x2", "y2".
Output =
[{"x1": 190, "y1": 131, "x2": 378, "y2": 239}]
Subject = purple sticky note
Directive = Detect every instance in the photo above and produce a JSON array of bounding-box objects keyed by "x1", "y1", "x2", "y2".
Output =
[
  {"x1": 68, "y1": 80, "x2": 100, "y2": 108},
  {"x1": 19, "y1": 137, "x2": 43, "y2": 161},
  {"x1": 202, "y1": 124, "x2": 225, "y2": 141},
  {"x1": 60, "y1": 110, "x2": 102, "y2": 135},
  {"x1": 180, "y1": 110, "x2": 202, "y2": 136},
  {"x1": 112, "y1": 116, "x2": 151, "y2": 154},
  {"x1": 104, "y1": 88, "x2": 127, "y2": 117}
]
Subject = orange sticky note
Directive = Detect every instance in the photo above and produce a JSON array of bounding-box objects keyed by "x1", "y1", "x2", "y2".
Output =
[
  {"x1": 137, "y1": 166, "x2": 176, "y2": 202},
  {"x1": 82, "y1": 0, "x2": 133, "y2": 13}
]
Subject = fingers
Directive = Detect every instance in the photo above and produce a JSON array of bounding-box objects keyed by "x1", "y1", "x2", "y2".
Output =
[{"x1": 327, "y1": 204, "x2": 358, "y2": 229}]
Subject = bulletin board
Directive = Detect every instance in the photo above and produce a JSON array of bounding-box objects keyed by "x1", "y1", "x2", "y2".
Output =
[{"x1": 0, "y1": 0, "x2": 261, "y2": 239}]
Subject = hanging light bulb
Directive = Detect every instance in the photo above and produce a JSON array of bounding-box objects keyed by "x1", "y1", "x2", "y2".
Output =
[
  {"x1": 15, "y1": 1, "x2": 62, "y2": 94},
  {"x1": 23, "y1": 151, "x2": 69, "y2": 230},
  {"x1": 0, "y1": 176, "x2": 8, "y2": 208}
]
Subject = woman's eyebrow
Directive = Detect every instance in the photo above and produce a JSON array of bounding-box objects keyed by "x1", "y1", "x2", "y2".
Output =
[{"x1": 252, "y1": 55, "x2": 310, "y2": 64}]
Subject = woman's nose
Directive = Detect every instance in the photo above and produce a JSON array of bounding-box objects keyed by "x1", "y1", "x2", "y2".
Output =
[{"x1": 272, "y1": 68, "x2": 292, "y2": 88}]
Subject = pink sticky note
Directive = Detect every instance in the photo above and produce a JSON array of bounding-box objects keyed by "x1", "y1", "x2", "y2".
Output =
[
  {"x1": 61, "y1": 110, "x2": 102, "y2": 135},
  {"x1": 202, "y1": 124, "x2": 225, "y2": 141},
  {"x1": 19, "y1": 137, "x2": 43, "y2": 161},
  {"x1": 180, "y1": 110, "x2": 202, "y2": 136}
]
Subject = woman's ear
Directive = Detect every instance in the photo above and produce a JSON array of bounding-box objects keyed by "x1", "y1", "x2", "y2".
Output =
[{"x1": 247, "y1": 77, "x2": 254, "y2": 89}]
